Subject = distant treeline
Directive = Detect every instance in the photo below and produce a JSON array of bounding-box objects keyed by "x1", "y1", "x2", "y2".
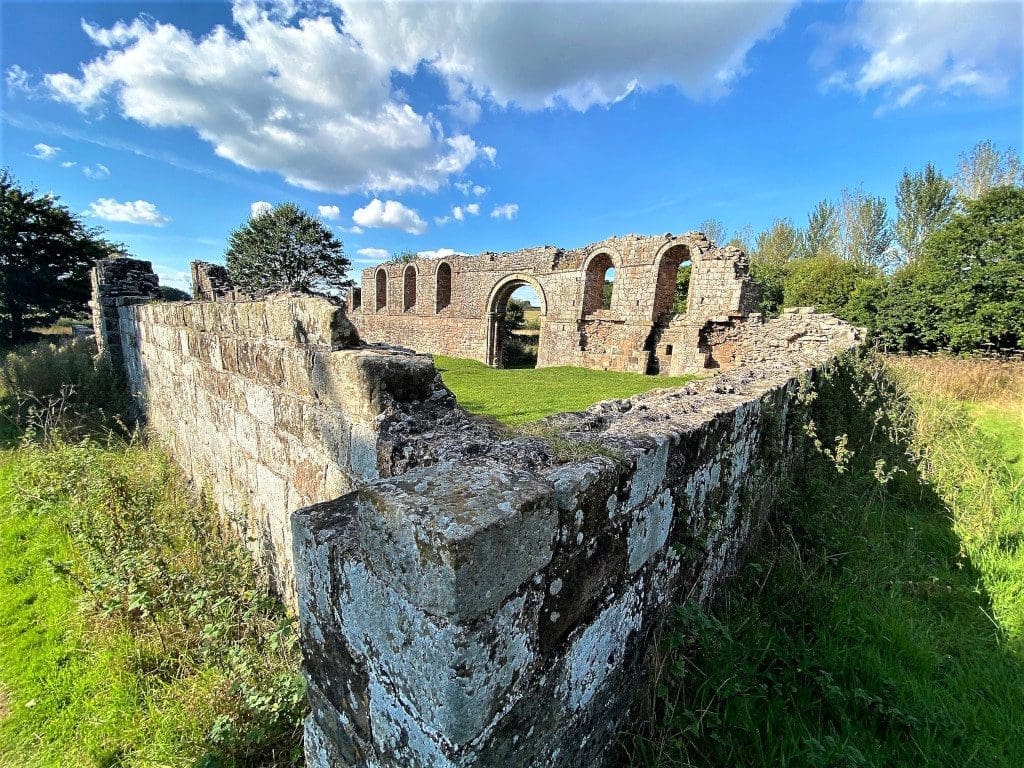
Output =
[{"x1": 704, "y1": 140, "x2": 1023, "y2": 355}]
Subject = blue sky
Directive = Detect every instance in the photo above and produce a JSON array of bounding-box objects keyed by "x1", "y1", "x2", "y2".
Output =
[{"x1": 2, "y1": 0, "x2": 1021, "y2": 291}]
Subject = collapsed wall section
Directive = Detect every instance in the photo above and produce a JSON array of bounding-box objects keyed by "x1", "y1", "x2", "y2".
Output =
[
  {"x1": 92, "y1": 257, "x2": 440, "y2": 604},
  {"x1": 293, "y1": 312, "x2": 864, "y2": 768}
]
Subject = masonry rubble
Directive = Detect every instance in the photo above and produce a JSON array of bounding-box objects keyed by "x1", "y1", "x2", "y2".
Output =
[{"x1": 90, "y1": 244, "x2": 865, "y2": 768}]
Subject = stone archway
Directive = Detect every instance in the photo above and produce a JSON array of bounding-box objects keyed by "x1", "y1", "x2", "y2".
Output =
[{"x1": 484, "y1": 273, "x2": 548, "y2": 368}]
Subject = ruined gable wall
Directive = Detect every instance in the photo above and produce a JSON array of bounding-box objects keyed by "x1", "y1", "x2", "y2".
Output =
[{"x1": 294, "y1": 312, "x2": 865, "y2": 768}]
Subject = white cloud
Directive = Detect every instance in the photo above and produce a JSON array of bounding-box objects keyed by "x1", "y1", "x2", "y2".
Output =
[
  {"x1": 455, "y1": 181, "x2": 488, "y2": 197},
  {"x1": 417, "y1": 248, "x2": 467, "y2": 260},
  {"x1": 356, "y1": 247, "x2": 390, "y2": 260},
  {"x1": 41, "y1": 2, "x2": 494, "y2": 195},
  {"x1": 337, "y1": 0, "x2": 795, "y2": 110},
  {"x1": 82, "y1": 163, "x2": 110, "y2": 179},
  {"x1": 85, "y1": 198, "x2": 170, "y2": 226},
  {"x1": 490, "y1": 203, "x2": 518, "y2": 220},
  {"x1": 472, "y1": 184, "x2": 487, "y2": 197},
  {"x1": 819, "y1": 0, "x2": 1021, "y2": 111},
  {"x1": 434, "y1": 215, "x2": 451, "y2": 226},
  {"x1": 31, "y1": 142, "x2": 60, "y2": 159},
  {"x1": 348, "y1": 225, "x2": 363, "y2": 234},
  {"x1": 352, "y1": 198, "x2": 427, "y2": 234},
  {"x1": 451, "y1": 202, "x2": 481, "y2": 222},
  {"x1": 251, "y1": 201, "x2": 273, "y2": 218},
  {"x1": 318, "y1": 204, "x2": 341, "y2": 220},
  {"x1": 61, "y1": 161, "x2": 77, "y2": 168},
  {"x1": 6, "y1": 65, "x2": 31, "y2": 94}
]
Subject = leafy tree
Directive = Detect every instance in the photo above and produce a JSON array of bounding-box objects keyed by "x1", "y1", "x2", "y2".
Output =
[
  {"x1": 895, "y1": 163, "x2": 956, "y2": 264},
  {"x1": 876, "y1": 185, "x2": 1024, "y2": 353},
  {"x1": 672, "y1": 264, "x2": 691, "y2": 313},
  {"x1": 841, "y1": 187, "x2": 893, "y2": 269},
  {"x1": 698, "y1": 218, "x2": 727, "y2": 246},
  {"x1": 504, "y1": 298, "x2": 528, "y2": 329},
  {"x1": 386, "y1": 251, "x2": 418, "y2": 264},
  {"x1": 0, "y1": 170, "x2": 119, "y2": 345},
  {"x1": 225, "y1": 202, "x2": 349, "y2": 294},
  {"x1": 727, "y1": 223, "x2": 755, "y2": 254},
  {"x1": 954, "y1": 140, "x2": 1023, "y2": 201},
  {"x1": 751, "y1": 218, "x2": 802, "y2": 315},
  {"x1": 158, "y1": 286, "x2": 191, "y2": 302},
  {"x1": 802, "y1": 200, "x2": 841, "y2": 259},
  {"x1": 783, "y1": 255, "x2": 880, "y2": 324}
]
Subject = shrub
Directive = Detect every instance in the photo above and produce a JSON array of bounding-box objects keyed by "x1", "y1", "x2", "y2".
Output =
[{"x1": 783, "y1": 256, "x2": 881, "y2": 324}]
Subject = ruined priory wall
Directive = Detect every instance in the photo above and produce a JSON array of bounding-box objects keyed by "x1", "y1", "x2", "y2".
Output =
[
  {"x1": 97, "y1": 259, "x2": 438, "y2": 603},
  {"x1": 350, "y1": 233, "x2": 728, "y2": 372},
  {"x1": 293, "y1": 312, "x2": 865, "y2": 768}
]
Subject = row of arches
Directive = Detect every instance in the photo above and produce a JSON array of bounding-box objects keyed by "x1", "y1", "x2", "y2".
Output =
[
  {"x1": 580, "y1": 244, "x2": 691, "y2": 321},
  {"x1": 374, "y1": 262, "x2": 453, "y2": 313}
]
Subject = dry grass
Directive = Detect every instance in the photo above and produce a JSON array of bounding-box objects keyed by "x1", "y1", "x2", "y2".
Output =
[{"x1": 887, "y1": 353, "x2": 1024, "y2": 405}]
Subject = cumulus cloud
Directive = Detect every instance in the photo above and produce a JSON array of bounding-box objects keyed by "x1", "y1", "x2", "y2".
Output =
[
  {"x1": 6, "y1": 65, "x2": 31, "y2": 94},
  {"x1": 250, "y1": 201, "x2": 273, "y2": 218},
  {"x1": 85, "y1": 198, "x2": 169, "y2": 226},
  {"x1": 490, "y1": 203, "x2": 518, "y2": 220},
  {"x1": 352, "y1": 198, "x2": 427, "y2": 234},
  {"x1": 318, "y1": 204, "x2": 341, "y2": 220},
  {"x1": 434, "y1": 215, "x2": 451, "y2": 226},
  {"x1": 337, "y1": 0, "x2": 795, "y2": 110},
  {"x1": 31, "y1": 142, "x2": 60, "y2": 159},
  {"x1": 61, "y1": 161, "x2": 77, "y2": 168},
  {"x1": 356, "y1": 247, "x2": 390, "y2": 260},
  {"x1": 417, "y1": 248, "x2": 467, "y2": 260},
  {"x1": 455, "y1": 180, "x2": 487, "y2": 197},
  {"x1": 82, "y1": 163, "x2": 110, "y2": 179},
  {"x1": 451, "y1": 202, "x2": 480, "y2": 221},
  {"x1": 40, "y1": 1, "x2": 494, "y2": 194},
  {"x1": 818, "y1": 0, "x2": 1022, "y2": 111}
]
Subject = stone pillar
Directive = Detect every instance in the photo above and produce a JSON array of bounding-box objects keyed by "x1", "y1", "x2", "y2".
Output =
[
  {"x1": 190, "y1": 260, "x2": 238, "y2": 300},
  {"x1": 90, "y1": 257, "x2": 160, "y2": 371}
]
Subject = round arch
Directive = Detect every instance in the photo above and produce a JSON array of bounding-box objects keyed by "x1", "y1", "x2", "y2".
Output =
[
  {"x1": 650, "y1": 240, "x2": 693, "y2": 322},
  {"x1": 580, "y1": 248, "x2": 621, "y2": 316},
  {"x1": 402, "y1": 263, "x2": 418, "y2": 312},
  {"x1": 484, "y1": 273, "x2": 548, "y2": 368}
]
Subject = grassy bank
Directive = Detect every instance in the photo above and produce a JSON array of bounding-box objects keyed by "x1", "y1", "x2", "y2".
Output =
[
  {"x1": 433, "y1": 355, "x2": 696, "y2": 426},
  {"x1": 630, "y1": 355, "x2": 1024, "y2": 767},
  {"x1": 0, "y1": 439, "x2": 305, "y2": 768}
]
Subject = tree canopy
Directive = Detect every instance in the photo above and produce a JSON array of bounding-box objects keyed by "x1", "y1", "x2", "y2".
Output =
[
  {"x1": 225, "y1": 203, "x2": 350, "y2": 295},
  {"x1": 0, "y1": 170, "x2": 119, "y2": 346}
]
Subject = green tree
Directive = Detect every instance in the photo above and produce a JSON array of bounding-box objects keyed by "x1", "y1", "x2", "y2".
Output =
[
  {"x1": 672, "y1": 264, "x2": 692, "y2": 313},
  {"x1": 699, "y1": 218, "x2": 727, "y2": 246},
  {"x1": 876, "y1": 185, "x2": 1024, "y2": 353},
  {"x1": 751, "y1": 218, "x2": 802, "y2": 314},
  {"x1": 802, "y1": 200, "x2": 841, "y2": 259},
  {"x1": 783, "y1": 255, "x2": 880, "y2": 325},
  {"x1": 158, "y1": 286, "x2": 191, "y2": 302},
  {"x1": 0, "y1": 170, "x2": 119, "y2": 345},
  {"x1": 841, "y1": 187, "x2": 893, "y2": 269},
  {"x1": 954, "y1": 140, "x2": 1023, "y2": 201},
  {"x1": 895, "y1": 163, "x2": 956, "y2": 264},
  {"x1": 225, "y1": 203, "x2": 349, "y2": 294}
]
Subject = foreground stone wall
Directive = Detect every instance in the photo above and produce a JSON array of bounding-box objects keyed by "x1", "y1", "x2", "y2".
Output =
[
  {"x1": 350, "y1": 232, "x2": 759, "y2": 374},
  {"x1": 293, "y1": 312, "x2": 864, "y2": 768},
  {"x1": 93, "y1": 257, "x2": 440, "y2": 603}
]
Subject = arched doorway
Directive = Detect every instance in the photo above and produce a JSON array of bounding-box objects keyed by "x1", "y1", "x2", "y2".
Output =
[{"x1": 484, "y1": 274, "x2": 547, "y2": 368}]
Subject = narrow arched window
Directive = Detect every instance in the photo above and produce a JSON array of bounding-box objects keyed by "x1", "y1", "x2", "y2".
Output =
[
  {"x1": 403, "y1": 265, "x2": 417, "y2": 311},
  {"x1": 375, "y1": 269, "x2": 387, "y2": 311},
  {"x1": 435, "y1": 262, "x2": 452, "y2": 312},
  {"x1": 583, "y1": 253, "x2": 616, "y2": 315}
]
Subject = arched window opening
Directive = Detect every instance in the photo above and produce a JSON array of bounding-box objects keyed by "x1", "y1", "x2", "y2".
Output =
[
  {"x1": 350, "y1": 286, "x2": 361, "y2": 312},
  {"x1": 403, "y1": 265, "x2": 417, "y2": 312},
  {"x1": 375, "y1": 269, "x2": 387, "y2": 311},
  {"x1": 653, "y1": 245, "x2": 690, "y2": 321},
  {"x1": 583, "y1": 252, "x2": 616, "y2": 315},
  {"x1": 435, "y1": 262, "x2": 452, "y2": 312}
]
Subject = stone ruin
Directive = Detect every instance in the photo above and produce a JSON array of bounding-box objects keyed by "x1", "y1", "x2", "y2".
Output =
[
  {"x1": 352, "y1": 232, "x2": 759, "y2": 375},
  {"x1": 91, "y1": 237, "x2": 865, "y2": 768}
]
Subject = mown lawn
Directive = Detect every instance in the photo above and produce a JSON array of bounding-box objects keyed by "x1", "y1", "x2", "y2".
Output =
[{"x1": 433, "y1": 355, "x2": 697, "y2": 426}]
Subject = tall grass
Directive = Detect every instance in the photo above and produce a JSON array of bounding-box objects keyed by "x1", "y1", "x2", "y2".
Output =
[{"x1": 630, "y1": 353, "x2": 1024, "y2": 767}]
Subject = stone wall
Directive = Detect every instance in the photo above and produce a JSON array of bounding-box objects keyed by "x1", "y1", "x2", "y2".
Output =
[
  {"x1": 293, "y1": 311, "x2": 864, "y2": 768},
  {"x1": 93, "y1": 257, "x2": 441, "y2": 604},
  {"x1": 350, "y1": 232, "x2": 759, "y2": 374}
]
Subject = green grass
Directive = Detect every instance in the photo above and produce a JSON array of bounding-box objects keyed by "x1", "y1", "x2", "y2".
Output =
[
  {"x1": 0, "y1": 441, "x2": 304, "y2": 768},
  {"x1": 433, "y1": 355, "x2": 696, "y2": 426},
  {"x1": 630, "y1": 357, "x2": 1024, "y2": 767}
]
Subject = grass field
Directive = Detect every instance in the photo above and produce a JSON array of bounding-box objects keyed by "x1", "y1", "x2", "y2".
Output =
[{"x1": 433, "y1": 355, "x2": 697, "y2": 426}]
